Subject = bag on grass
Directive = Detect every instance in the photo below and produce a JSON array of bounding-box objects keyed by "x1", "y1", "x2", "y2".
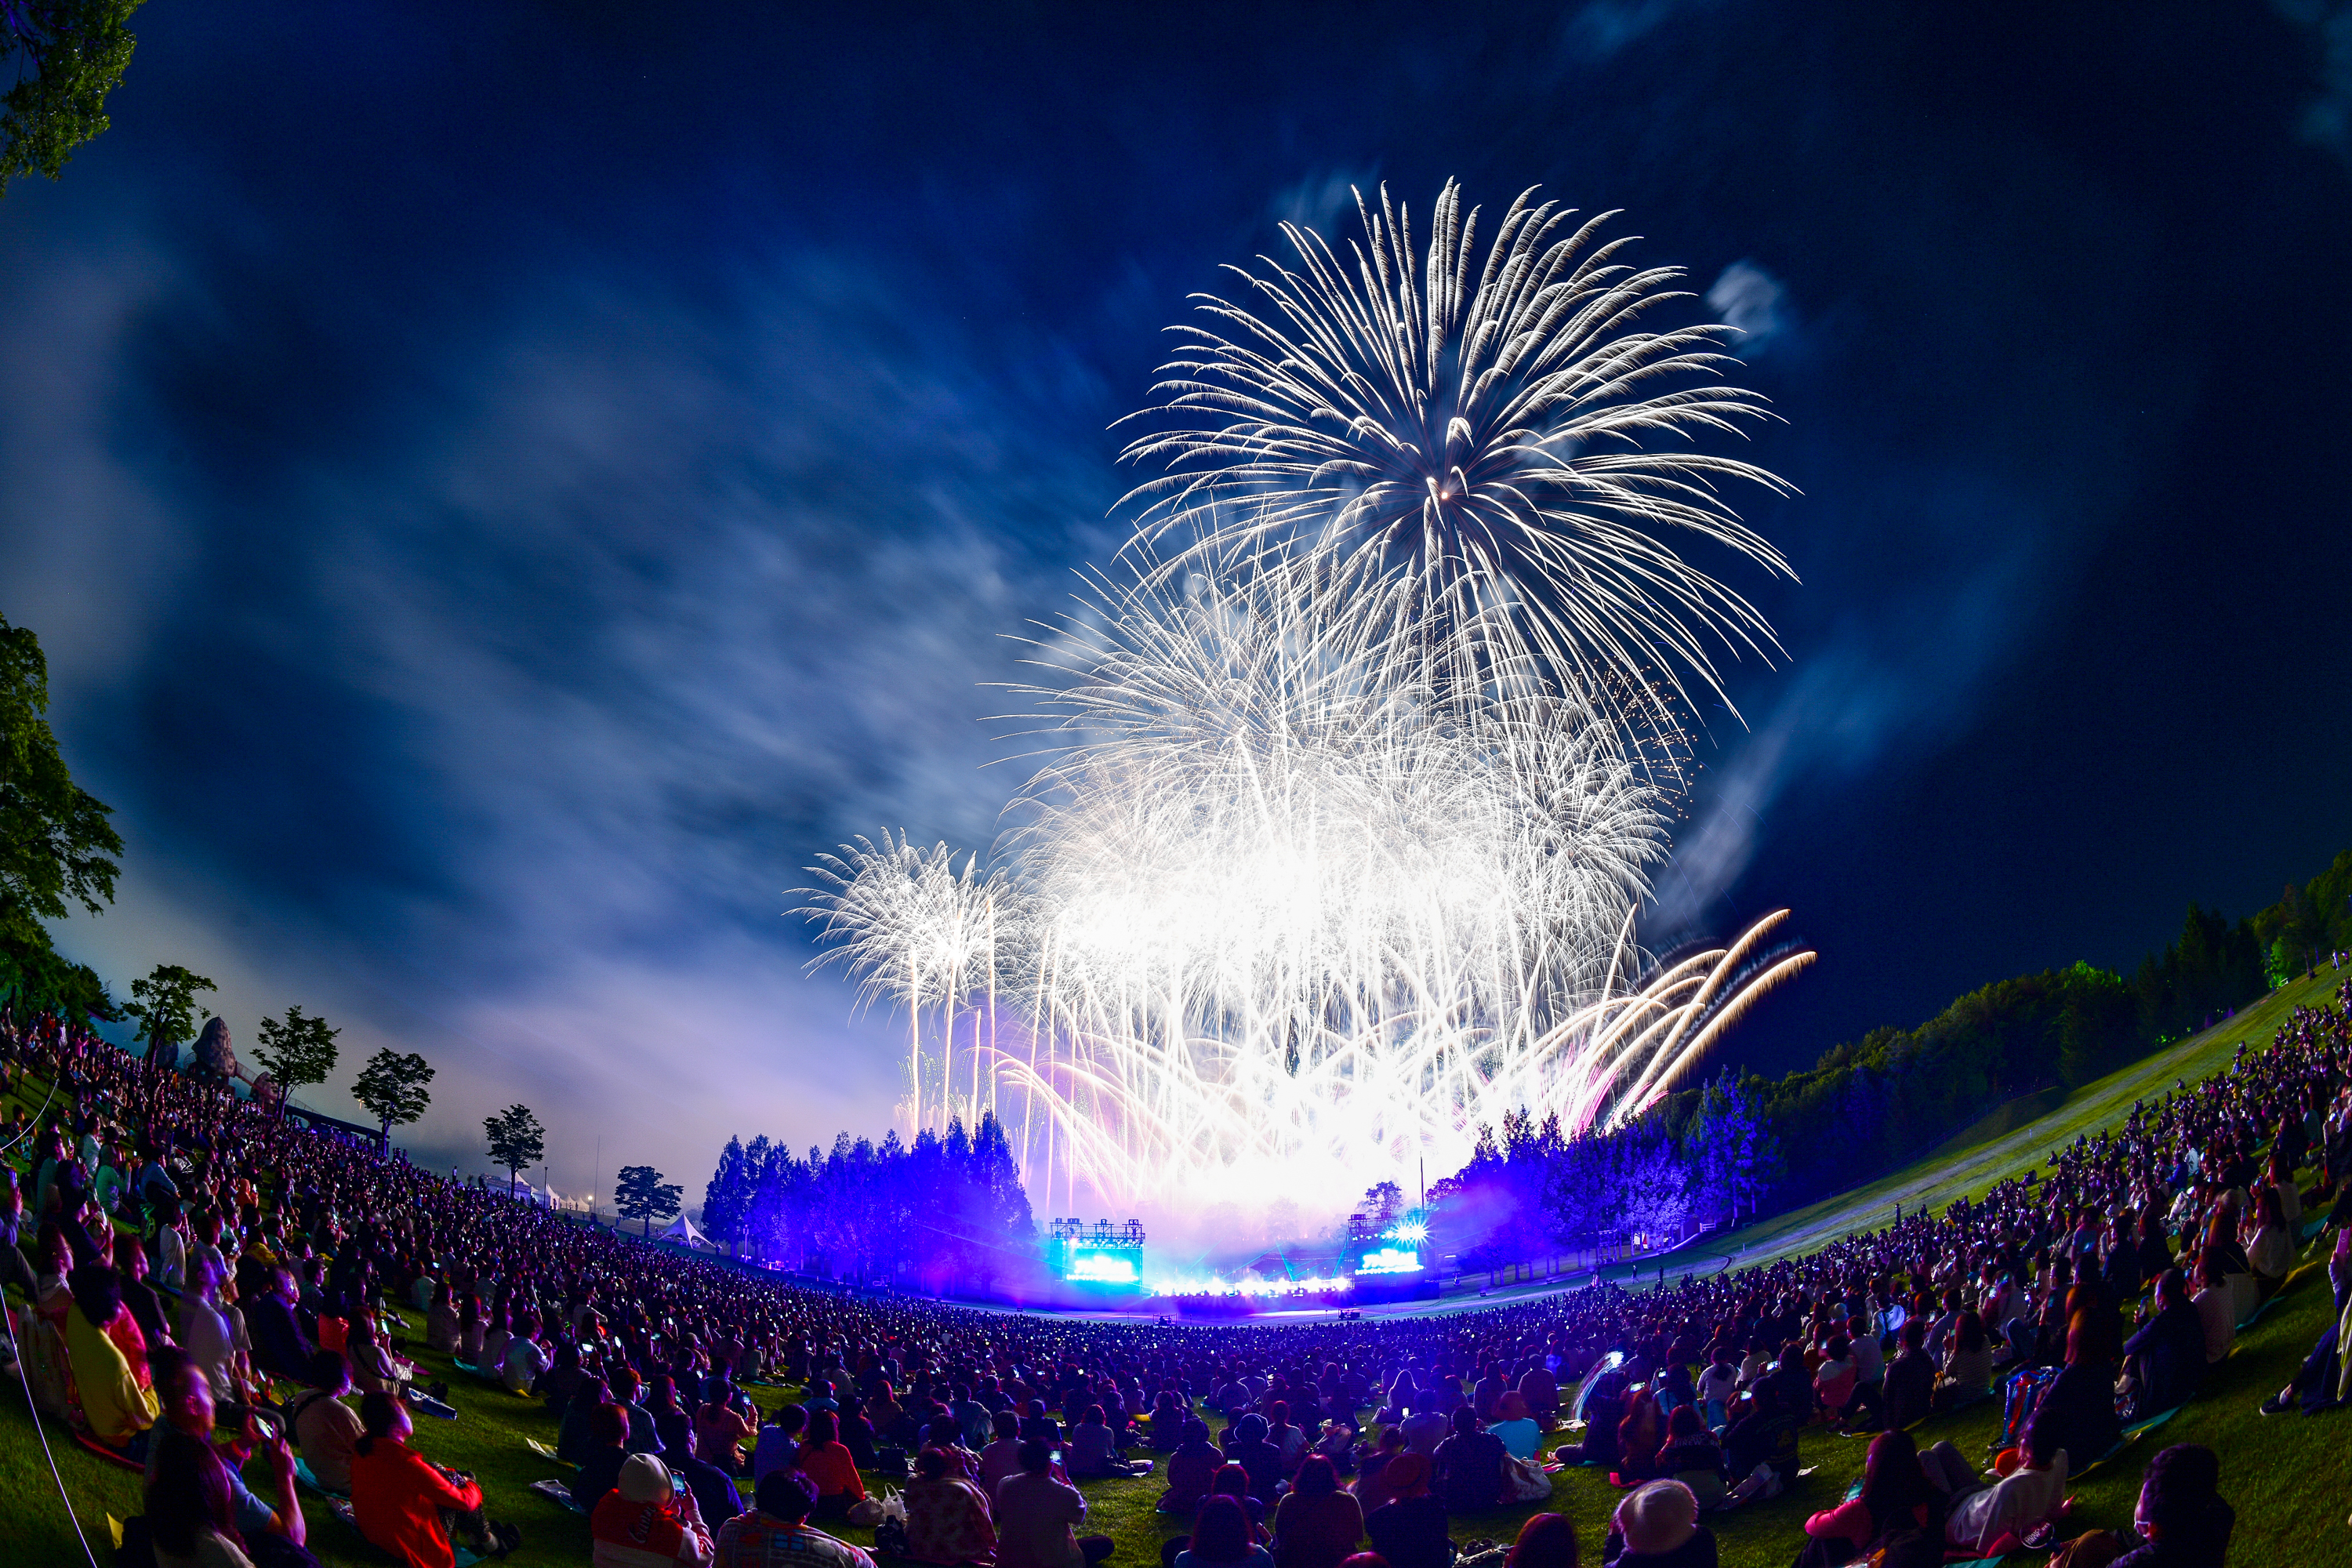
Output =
[{"x1": 1503, "y1": 1454, "x2": 1552, "y2": 1502}]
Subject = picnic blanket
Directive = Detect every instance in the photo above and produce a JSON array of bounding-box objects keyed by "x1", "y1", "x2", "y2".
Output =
[
  {"x1": 292, "y1": 1456, "x2": 349, "y2": 1500},
  {"x1": 531, "y1": 1477, "x2": 587, "y2": 1513},
  {"x1": 526, "y1": 1436, "x2": 577, "y2": 1469}
]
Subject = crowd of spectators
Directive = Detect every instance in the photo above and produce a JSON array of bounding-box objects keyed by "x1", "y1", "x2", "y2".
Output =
[{"x1": 8, "y1": 984, "x2": 2338, "y2": 1567}]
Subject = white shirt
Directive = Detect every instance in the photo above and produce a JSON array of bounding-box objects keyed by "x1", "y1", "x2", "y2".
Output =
[
  {"x1": 180, "y1": 1295, "x2": 238, "y2": 1399},
  {"x1": 1948, "y1": 1452, "x2": 2067, "y2": 1552},
  {"x1": 2190, "y1": 1286, "x2": 2234, "y2": 1363}
]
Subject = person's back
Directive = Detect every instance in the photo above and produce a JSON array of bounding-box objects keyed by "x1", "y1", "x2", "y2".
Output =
[
  {"x1": 1363, "y1": 1494, "x2": 1449, "y2": 1568},
  {"x1": 1431, "y1": 1427, "x2": 1504, "y2": 1514},
  {"x1": 1398, "y1": 1410, "x2": 1446, "y2": 1455},
  {"x1": 1068, "y1": 1417, "x2": 1122, "y2": 1475},
  {"x1": 1271, "y1": 1485, "x2": 1362, "y2": 1568},
  {"x1": 905, "y1": 1470, "x2": 996, "y2": 1567},
  {"x1": 291, "y1": 1386, "x2": 365, "y2": 1495},
  {"x1": 995, "y1": 1468, "x2": 1085, "y2": 1568}
]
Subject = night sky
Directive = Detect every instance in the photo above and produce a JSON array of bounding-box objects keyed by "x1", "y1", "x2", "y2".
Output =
[{"x1": 3, "y1": 1, "x2": 2347, "y2": 1198}]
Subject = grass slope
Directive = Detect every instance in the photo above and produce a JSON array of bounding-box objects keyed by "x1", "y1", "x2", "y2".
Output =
[{"x1": 5, "y1": 968, "x2": 2347, "y2": 1566}]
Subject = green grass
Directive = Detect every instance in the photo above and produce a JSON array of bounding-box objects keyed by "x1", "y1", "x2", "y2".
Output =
[{"x1": 6, "y1": 967, "x2": 2349, "y2": 1566}]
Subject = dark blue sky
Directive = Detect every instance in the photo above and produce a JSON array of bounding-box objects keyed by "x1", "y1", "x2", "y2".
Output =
[{"x1": 4, "y1": 0, "x2": 2347, "y2": 1195}]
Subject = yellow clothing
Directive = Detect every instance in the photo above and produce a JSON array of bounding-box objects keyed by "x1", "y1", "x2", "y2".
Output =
[{"x1": 66, "y1": 1305, "x2": 158, "y2": 1446}]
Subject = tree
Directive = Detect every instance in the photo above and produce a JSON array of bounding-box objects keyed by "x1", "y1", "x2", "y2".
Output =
[
  {"x1": 0, "y1": 613, "x2": 124, "y2": 1017},
  {"x1": 616, "y1": 1163, "x2": 684, "y2": 1237},
  {"x1": 483, "y1": 1103, "x2": 545, "y2": 1196},
  {"x1": 351, "y1": 1047, "x2": 434, "y2": 1142},
  {"x1": 123, "y1": 963, "x2": 216, "y2": 1068},
  {"x1": 702, "y1": 1137, "x2": 753, "y2": 1250},
  {"x1": 1363, "y1": 1181, "x2": 1404, "y2": 1225},
  {"x1": 250, "y1": 1004, "x2": 339, "y2": 1116},
  {"x1": 2, "y1": 2, "x2": 142, "y2": 195}
]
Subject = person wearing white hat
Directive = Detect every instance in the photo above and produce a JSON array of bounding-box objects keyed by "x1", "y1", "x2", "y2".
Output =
[
  {"x1": 592, "y1": 1450, "x2": 717, "y2": 1568},
  {"x1": 1610, "y1": 1479, "x2": 1716, "y2": 1566}
]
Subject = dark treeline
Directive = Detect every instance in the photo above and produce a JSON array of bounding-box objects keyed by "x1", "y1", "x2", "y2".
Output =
[
  {"x1": 1441, "y1": 845, "x2": 2352, "y2": 1254},
  {"x1": 700, "y1": 1112, "x2": 1037, "y2": 1293},
  {"x1": 1430, "y1": 1073, "x2": 1777, "y2": 1273}
]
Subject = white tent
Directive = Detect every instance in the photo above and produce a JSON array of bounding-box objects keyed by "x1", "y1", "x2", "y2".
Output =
[{"x1": 659, "y1": 1212, "x2": 714, "y2": 1249}]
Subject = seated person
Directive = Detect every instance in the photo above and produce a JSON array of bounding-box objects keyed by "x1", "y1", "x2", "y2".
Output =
[
  {"x1": 796, "y1": 1408, "x2": 869, "y2": 1519},
  {"x1": 1178, "y1": 1495, "x2": 1274, "y2": 1568},
  {"x1": 592, "y1": 1451, "x2": 716, "y2": 1568},
  {"x1": 148, "y1": 1346, "x2": 310, "y2": 1558},
  {"x1": 1430, "y1": 1406, "x2": 1507, "y2": 1514},
  {"x1": 906, "y1": 1445, "x2": 999, "y2": 1566},
  {"x1": 718, "y1": 1470, "x2": 877, "y2": 1568},
  {"x1": 351, "y1": 1389, "x2": 512, "y2": 1566},
  {"x1": 1486, "y1": 1395, "x2": 1540, "y2": 1460},
  {"x1": 1800, "y1": 1428, "x2": 1936, "y2": 1561},
  {"x1": 1361, "y1": 1454, "x2": 1449, "y2": 1568},
  {"x1": 1607, "y1": 1479, "x2": 1715, "y2": 1567},
  {"x1": 2112, "y1": 1443, "x2": 2234, "y2": 1566},
  {"x1": 1653, "y1": 1405, "x2": 1730, "y2": 1511},
  {"x1": 1160, "y1": 1419, "x2": 1222, "y2": 1515},
  {"x1": 572, "y1": 1402, "x2": 634, "y2": 1515},
  {"x1": 64, "y1": 1265, "x2": 158, "y2": 1455},
  {"x1": 1067, "y1": 1404, "x2": 1151, "y2": 1479},
  {"x1": 288, "y1": 1349, "x2": 367, "y2": 1495},
  {"x1": 1270, "y1": 1455, "x2": 1362, "y2": 1568},
  {"x1": 1929, "y1": 1414, "x2": 2067, "y2": 1556}
]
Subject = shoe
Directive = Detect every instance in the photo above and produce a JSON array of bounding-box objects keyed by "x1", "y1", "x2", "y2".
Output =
[{"x1": 2259, "y1": 1392, "x2": 2293, "y2": 1416}]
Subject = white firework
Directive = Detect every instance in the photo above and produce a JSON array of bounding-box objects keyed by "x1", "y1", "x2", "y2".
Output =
[
  {"x1": 801, "y1": 183, "x2": 1811, "y2": 1215},
  {"x1": 1120, "y1": 180, "x2": 1798, "y2": 746}
]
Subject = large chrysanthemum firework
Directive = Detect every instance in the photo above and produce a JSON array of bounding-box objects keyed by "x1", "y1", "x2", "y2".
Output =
[
  {"x1": 800, "y1": 184, "x2": 1811, "y2": 1218},
  {"x1": 1120, "y1": 180, "x2": 1797, "y2": 743}
]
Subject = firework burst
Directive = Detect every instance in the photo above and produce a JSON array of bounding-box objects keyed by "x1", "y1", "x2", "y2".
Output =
[{"x1": 801, "y1": 183, "x2": 1810, "y2": 1214}]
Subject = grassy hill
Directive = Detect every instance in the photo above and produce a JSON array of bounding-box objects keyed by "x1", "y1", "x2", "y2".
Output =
[{"x1": 4, "y1": 967, "x2": 2347, "y2": 1567}]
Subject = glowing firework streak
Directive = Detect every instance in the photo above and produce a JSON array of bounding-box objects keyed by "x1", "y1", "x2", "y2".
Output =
[{"x1": 800, "y1": 183, "x2": 1813, "y2": 1212}]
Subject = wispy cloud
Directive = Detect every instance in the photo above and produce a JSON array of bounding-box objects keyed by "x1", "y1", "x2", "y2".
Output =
[{"x1": 0, "y1": 234, "x2": 1112, "y2": 1188}]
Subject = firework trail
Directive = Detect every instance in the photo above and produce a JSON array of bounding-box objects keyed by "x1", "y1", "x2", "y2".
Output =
[{"x1": 803, "y1": 183, "x2": 1810, "y2": 1214}]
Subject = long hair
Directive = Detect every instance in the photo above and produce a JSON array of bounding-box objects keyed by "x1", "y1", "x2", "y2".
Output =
[
  {"x1": 147, "y1": 1428, "x2": 244, "y2": 1558},
  {"x1": 1859, "y1": 1428, "x2": 1932, "y2": 1530},
  {"x1": 1505, "y1": 1513, "x2": 1578, "y2": 1568},
  {"x1": 1189, "y1": 1496, "x2": 1252, "y2": 1564},
  {"x1": 354, "y1": 1390, "x2": 398, "y2": 1457}
]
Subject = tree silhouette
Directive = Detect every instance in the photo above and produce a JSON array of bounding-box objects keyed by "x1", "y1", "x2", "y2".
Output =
[
  {"x1": 615, "y1": 1164, "x2": 683, "y2": 1237},
  {"x1": 124, "y1": 964, "x2": 216, "y2": 1068},
  {"x1": 351, "y1": 1048, "x2": 434, "y2": 1142},
  {"x1": 252, "y1": 1004, "x2": 339, "y2": 1118},
  {"x1": 483, "y1": 1103, "x2": 545, "y2": 1196}
]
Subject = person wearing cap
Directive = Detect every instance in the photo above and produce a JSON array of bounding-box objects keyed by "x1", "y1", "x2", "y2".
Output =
[
  {"x1": 593, "y1": 1450, "x2": 717, "y2": 1568},
  {"x1": 1608, "y1": 1479, "x2": 1715, "y2": 1567},
  {"x1": 717, "y1": 1469, "x2": 876, "y2": 1568},
  {"x1": 1360, "y1": 1453, "x2": 1448, "y2": 1568}
]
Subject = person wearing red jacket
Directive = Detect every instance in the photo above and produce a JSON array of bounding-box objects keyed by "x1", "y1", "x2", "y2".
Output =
[
  {"x1": 592, "y1": 1451, "x2": 717, "y2": 1567},
  {"x1": 350, "y1": 1391, "x2": 516, "y2": 1567}
]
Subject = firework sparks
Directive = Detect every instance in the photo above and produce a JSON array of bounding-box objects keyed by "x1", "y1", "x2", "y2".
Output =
[{"x1": 800, "y1": 183, "x2": 1811, "y2": 1213}]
